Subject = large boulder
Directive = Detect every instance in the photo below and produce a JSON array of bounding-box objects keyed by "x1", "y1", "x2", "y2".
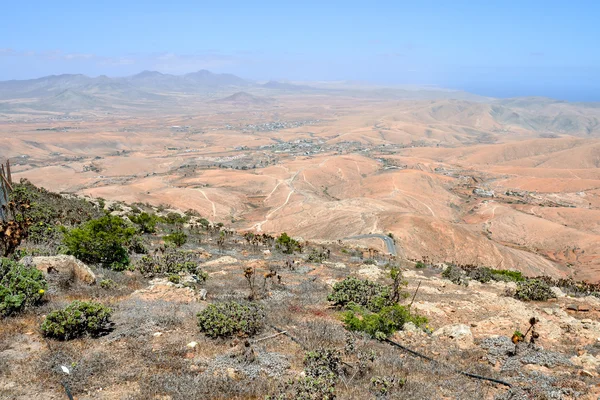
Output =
[{"x1": 29, "y1": 255, "x2": 96, "y2": 285}]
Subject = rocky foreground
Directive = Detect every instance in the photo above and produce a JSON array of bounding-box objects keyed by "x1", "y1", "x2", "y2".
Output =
[{"x1": 2, "y1": 243, "x2": 600, "y2": 399}]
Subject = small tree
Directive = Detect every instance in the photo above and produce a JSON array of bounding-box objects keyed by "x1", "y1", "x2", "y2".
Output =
[{"x1": 62, "y1": 215, "x2": 136, "y2": 268}]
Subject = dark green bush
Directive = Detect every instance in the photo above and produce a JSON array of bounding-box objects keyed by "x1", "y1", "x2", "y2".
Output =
[
  {"x1": 197, "y1": 301, "x2": 264, "y2": 338},
  {"x1": 62, "y1": 215, "x2": 136, "y2": 268},
  {"x1": 41, "y1": 300, "x2": 113, "y2": 340},
  {"x1": 414, "y1": 261, "x2": 426, "y2": 269},
  {"x1": 342, "y1": 304, "x2": 427, "y2": 340},
  {"x1": 327, "y1": 277, "x2": 392, "y2": 312},
  {"x1": 163, "y1": 231, "x2": 187, "y2": 247},
  {"x1": 513, "y1": 279, "x2": 556, "y2": 301},
  {"x1": 129, "y1": 212, "x2": 158, "y2": 234},
  {"x1": 0, "y1": 258, "x2": 47, "y2": 317}
]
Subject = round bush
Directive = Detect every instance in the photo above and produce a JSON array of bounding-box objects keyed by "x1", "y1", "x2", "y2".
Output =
[
  {"x1": 197, "y1": 301, "x2": 264, "y2": 338},
  {"x1": 41, "y1": 300, "x2": 113, "y2": 340},
  {"x1": 514, "y1": 279, "x2": 556, "y2": 302},
  {"x1": 327, "y1": 276, "x2": 392, "y2": 312}
]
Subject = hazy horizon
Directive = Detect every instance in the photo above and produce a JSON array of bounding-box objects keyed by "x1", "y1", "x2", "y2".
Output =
[{"x1": 2, "y1": 0, "x2": 599, "y2": 101}]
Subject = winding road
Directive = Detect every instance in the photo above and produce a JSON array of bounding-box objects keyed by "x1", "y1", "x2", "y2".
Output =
[{"x1": 344, "y1": 234, "x2": 400, "y2": 257}]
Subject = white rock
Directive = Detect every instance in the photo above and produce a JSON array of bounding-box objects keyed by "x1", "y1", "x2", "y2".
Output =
[
  {"x1": 187, "y1": 341, "x2": 198, "y2": 349},
  {"x1": 550, "y1": 287, "x2": 566, "y2": 298},
  {"x1": 357, "y1": 264, "x2": 383, "y2": 280},
  {"x1": 433, "y1": 324, "x2": 472, "y2": 340},
  {"x1": 30, "y1": 255, "x2": 96, "y2": 285}
]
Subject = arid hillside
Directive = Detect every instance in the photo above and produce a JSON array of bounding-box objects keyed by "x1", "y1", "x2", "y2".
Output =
[{"x1": 2, "y1": 76, "x2": 600, "y2": 282}]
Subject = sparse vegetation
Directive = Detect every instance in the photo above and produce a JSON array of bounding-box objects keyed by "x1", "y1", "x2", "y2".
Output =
[{"x1": 41, "y1": 300, "x2": 113, "y2": 340}]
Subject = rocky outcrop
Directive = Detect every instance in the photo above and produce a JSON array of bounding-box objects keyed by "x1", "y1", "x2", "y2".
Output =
[{"x1": 28, "y1": 255, "x2": 96, "y2": 285}]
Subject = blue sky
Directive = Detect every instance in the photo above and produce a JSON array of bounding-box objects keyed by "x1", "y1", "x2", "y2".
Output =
[{"x1": 1, "y1": 0, "x2": 599, "y2": 100}]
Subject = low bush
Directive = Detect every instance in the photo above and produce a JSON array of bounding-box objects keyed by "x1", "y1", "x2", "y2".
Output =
[
  {"x1": 441, "y1": 265, "x2": 469, "y2": 286},
  {"x1": 41, "y1": 300, "x2": 113, "y2": 340},
  {"x1": 513, "y1": 279, "x2": 556, "y2": 301},
  {"x1": 342, "y1": 304, "x2": 427, "y2": 340},
  {"x1": 197, "y1": 301, "x2": 265, "y2": 338},
  {"x1": 161, "y1": 212, "x2": 189, "y2": 225},
  {"x1": 135, "y1": 247, "x2": 207, "y2": 280},
  {"x1": 62, "y1": 215, "x2": 136, "y2": 268},
  {"x1": 414, "y1": 261, "x2": 426, "y2": 269},
  {"x1": 168, "y1": 274, "x2": 180, "y2": 284},
  {"x1": 327, "y1": 277, "x2": 392, "y2": 312},
  {"x1": 0, "y1": 258, "x2": 46, "y2": 317}
]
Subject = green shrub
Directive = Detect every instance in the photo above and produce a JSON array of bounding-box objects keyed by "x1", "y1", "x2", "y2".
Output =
[
  {"x1": 276, "y1": 233, "x2": 301, "y2": 254},
  {"x1": 327, "y1": 277, "x2": 392, "y2": 312},
  {"x1": 442, "y1": 265, "x2": 469, "y2": 286},
  {"x1": 163, "y1": 231, "x2": 187, "y2": 247},
  {"x1": 62, "y1": 215, "x2": 136, "y2": 268},
  {"x1": 342, "y1": 304, "x2": 427, "y2": 340},
  {"x1": 490, "y1": 269, "x2": 525, "y2": 282},
  {"x1": 414, "y1": 261, "x2": 426, "y2": 269},
  {"x1": 197, "y1": 301, "x2": 264, "y2": 338},
  {"x1": 0, "y1": 258, "x2": 47, "y2": 317},
  {"x1": 513, "y1": 279, "x2": 556, "y2": 301},
  {"x1": 41, "y1": 300, "x2": 113, "y2": 340},
  {"x1": 129, "y1": 212, "x2": 158, "y2": 234},
  {"x1": 168, "y1": 274, "x2": 180, "y2": 284}
]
